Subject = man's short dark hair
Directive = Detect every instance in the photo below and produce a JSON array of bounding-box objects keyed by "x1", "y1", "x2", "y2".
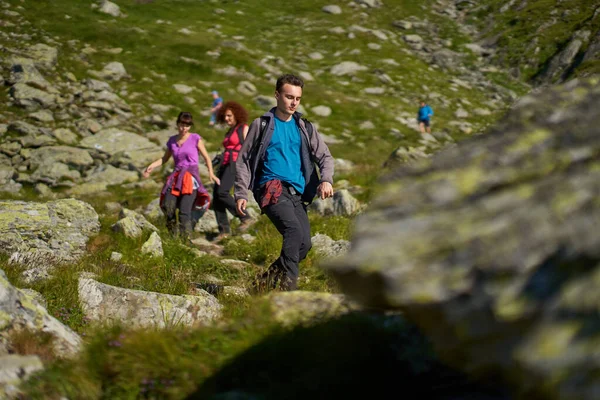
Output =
[{"x1": 276, "y1": 74, "x2": 304, "y2": 92}]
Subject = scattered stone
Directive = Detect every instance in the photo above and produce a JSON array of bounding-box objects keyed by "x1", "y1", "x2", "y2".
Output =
[
  {"x1": 173, "y1": 84, "x2": 194, "y2": 94},
  {"x1": 311, "y1": 105, "x2": 332, "y2": 117},
  {"x1": 330, "y1": 61, "x2": 368, "y2": 76},
  {"x1": 219, "y1": 259, "x2": 251, "y2": 271},
  {"x1": 98, "y1": 0, "x2": 121, "y2": 17},
  {"x1": 311, "y1": 233, "x2": 350, "y2": 258},
  {"x1": 141, "y1": 232, "x2": 163, "y2": 258},
  {"x1": 322, "y1": 5, "x2": 342, "y2": 14},
  {"x1": 237, "y1": 81, "x2": 257, "y2": 96}
]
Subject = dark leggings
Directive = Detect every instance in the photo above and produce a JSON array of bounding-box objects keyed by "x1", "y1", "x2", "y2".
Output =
[
  {"x1": 162, "y1": 189, "x2": 197, "y2": 237},
  {"x1": 213, "y1": 162, "x2": 245, "y2": 233}
]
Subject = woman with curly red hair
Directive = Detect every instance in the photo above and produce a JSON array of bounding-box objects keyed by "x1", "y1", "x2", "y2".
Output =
[{"x1": 213, "y1": 101, "x2": 253, "y2": 240}]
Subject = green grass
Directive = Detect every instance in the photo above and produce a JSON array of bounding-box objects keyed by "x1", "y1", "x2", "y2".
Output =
[
  {"x1": 20, "y1": 307, "x2": 504, "y2": 400},
  {"x1": 470, "y1": 0, "x2": 600, "y2": 82},
  {"x1": 0, "y1": 0, "x2": 543, "y2": 398}
]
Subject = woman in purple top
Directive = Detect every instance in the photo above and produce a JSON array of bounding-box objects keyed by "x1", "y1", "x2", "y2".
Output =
[{"x1": 143, "y1": 112, "x2": 219, "y2": 238}]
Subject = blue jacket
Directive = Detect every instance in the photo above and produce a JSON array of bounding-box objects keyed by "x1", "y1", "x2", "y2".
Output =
[{"x1": 418, "y1": 105, "x2": 433, "y2": 120}]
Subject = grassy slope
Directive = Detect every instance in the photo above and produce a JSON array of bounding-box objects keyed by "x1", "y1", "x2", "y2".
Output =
[
  {"x1": 470, "y1": 0, "x2": 600, "y2": 82},
  {"x1": 0, "y1": 0, "x2": 527, "y2": 398}
]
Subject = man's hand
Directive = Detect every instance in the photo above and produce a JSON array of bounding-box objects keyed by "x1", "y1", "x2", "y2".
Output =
[
  {"x1": 317, "y1": 182, "x2": 333, "y2": 200},
  {"x1": 236, "y1": 199, "x2": 247, "y2": 217}
]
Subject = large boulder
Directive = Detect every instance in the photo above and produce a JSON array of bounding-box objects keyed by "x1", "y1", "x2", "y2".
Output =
[
  {"x1": 28, "y1": 146, "x2": 94, "y2": 171},
  {"x1": 78, "y1": 278, "x2": 222, "y2": 329},
  {"x1": 0, "y1": 199, "x2": 100, "y2": 264},
  {"x1": 326, "y1": 77, "x2": 600, "y2": 399},
  {"x1": 79, "y1": 127, "x2": 162, "y2": 169},
  {"x1": 0, "y1": 269, "x2": 82, "y2": 357}
]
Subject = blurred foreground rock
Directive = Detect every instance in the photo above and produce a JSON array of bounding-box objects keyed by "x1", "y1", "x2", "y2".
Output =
[{"x1": 326, "y1": 77, "x2": 600, "y2": 400}]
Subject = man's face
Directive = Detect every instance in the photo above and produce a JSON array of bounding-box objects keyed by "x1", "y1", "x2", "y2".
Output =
[
  {"x1": 275, "y1": 84, "x2": 302, "y2": 117},
  {"x1": 420, "y1": 102, "x2": 425, "y2": 107}
]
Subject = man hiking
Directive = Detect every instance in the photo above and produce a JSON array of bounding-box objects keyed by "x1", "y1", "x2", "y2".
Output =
[
  {"x1": 234, "y1": 74, "x2": 334, "y2": 291},
  {"x1": 417, "y1": 100, "x2": 434, "y2": 134}
]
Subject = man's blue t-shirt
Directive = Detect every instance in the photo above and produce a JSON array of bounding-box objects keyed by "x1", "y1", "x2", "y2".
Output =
[
  {"x1": 212, "y1": 97, "x2": 223, "y2": 108},
  {"x1": 418, "y1": 105, "x2": 433, "y2": 121},
  {"x1": 259, "y1": 117, "x2": 305, "y2": 194}
]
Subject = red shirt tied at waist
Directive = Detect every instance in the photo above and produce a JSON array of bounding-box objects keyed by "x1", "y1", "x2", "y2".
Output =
[
  {"x1": 222, "y1": 124, "x2": 245, "y2": 165},
  {"x1": 260, "y1": 179, "x2": 283, "y2": 208}
]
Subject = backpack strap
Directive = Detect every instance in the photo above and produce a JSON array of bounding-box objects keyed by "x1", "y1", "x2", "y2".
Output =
[
  {"x1": 301, "y1": 117, "x2": 317, "y2": 163},
  {"x1": 236, "y1": 123, "x2": 245, "y2": 146}
]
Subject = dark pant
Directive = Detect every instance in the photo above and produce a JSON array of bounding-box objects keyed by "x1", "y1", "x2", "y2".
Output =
[
  {"x1": 261, "y1": 188, "x2": 312, "y2": 291},
  {"x1": 163, "y1": 189, "x2": 197, "y2": 237},
  {"x1": 213, "y1": 162, "x2": 246, "y2": 233}
]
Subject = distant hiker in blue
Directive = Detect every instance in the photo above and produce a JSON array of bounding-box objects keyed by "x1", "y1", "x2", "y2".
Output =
[
  {"x1": 417, "y1": 100, "x2": 434, "y2": 134},
  {"x1": 209, "y1": 90, "x2": 223, "y2": 127}
]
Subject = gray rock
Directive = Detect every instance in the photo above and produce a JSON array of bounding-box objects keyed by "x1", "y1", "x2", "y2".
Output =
[
  {"x1": 112, "y1": 208, "x2": 158, "y2": 238},
  {"x1": 265, "y1": 291, "x2": 361, "y2": 328},
  {"x1": 99, "y1": 0, "x2": 121, "y2": 17},
  {"x1": 84, "y1": 78, "x2": 112, "y2": 92},
  {"x1": 254, "y1": 95, "x2": 277, "y2": 110},
  {"x1": 540, "y1": 38, "x2": 582, "y2": 84},
  {"x1": 78, "y1": 277, "x2": 222, "y2": 328},
  {"x1": 334, "y1": 158, "x2": 355, "y2": 172},
  {"x1": 26, "y1": 43, "x2": 58, "y2": 70},
  {"x1": 322, "y1": 5, "x2": 342, "y2": 14},
  {"x1": 172, "y1": 84, "x2": 194, "y2": 94},
  {"x1": 431, "y1": 49, "x2": 463, "y2": 71},
  {"x1": 31, "y1": 162, "x2": 81, "y2": 186},
  {"x1": 88, "y1": 61, "x2": 128, "y2": 81},
  {"x1": 7, "y1": 121, "x2": 40, "y2": 136},
  {"x1": 356, "y1": 0, "x2": 383, "y2": 7},
  {"x1": 0, "y1": 268, "x2": 82, "y2": 356},
  {"x1": 29, "y1": 146, "x2": 94, "y2": 171},
  {"x1": 141, "y1": 232, "x2": 163, "y2": 258},
  {"x1": 310, "y1": 189, "x2": 361, "y2": 216},
  {"x1": 237, "y1": 81, "x2": 257, "y2": 96},
  {"x1": 0, "y1": 199, "x2": 100, "y2": 263},
  {"x1": 311, "y1": 233, "x2": 350, "y2": 258},
  {"x1": 9, "y1": 83, "x2": 56, "y2": 109},
  {"x1": 0, "y1": 354, "x2": 44, "y2": 398},
  {"x1": 311, "y1": 105, "x2": 332, "y2": 117},
  {"x1": 6, "y1": 57, "x2": 52, "y2": 90},
  {"x1": 50, "y1": 128, "x2": 79, "y2": 145},
  {"x1": 326, "y1": 77, "x2": 600, "y2": 400},
  {"x1": 79, "y1": 128, "x2": 162, "y2": 168},
  {"x1": 392, "y1": 20, "x2": 412, "y2": 30},
  {"x1": 28, "y1": 110, "x2": 54, "y2": 123},
  {"x1": 330, "y1": 61, "x2": 368, "y2": 76}
]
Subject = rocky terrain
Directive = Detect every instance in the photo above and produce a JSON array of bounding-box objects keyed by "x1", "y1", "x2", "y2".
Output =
[{"x1": 0, "y1": 0, "x2": 598, "y2": 399}]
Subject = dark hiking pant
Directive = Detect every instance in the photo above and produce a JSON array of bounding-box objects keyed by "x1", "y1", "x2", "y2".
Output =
[
  {"x1": 213, "y1": 162, "x2": 247, "y2": 234},
  {"x1": 163, "y1": 189, "x2": 197, "y2": 238},
  {"x1": 261, "y1": 187, "x2": 312, "y2": 291}
]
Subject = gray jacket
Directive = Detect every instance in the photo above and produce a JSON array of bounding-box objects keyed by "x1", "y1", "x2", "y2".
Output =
[{"x1": 234, "y1": 108, "x2": 334, "y2": 203}]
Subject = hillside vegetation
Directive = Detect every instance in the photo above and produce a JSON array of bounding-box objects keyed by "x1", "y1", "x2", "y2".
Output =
[{"x1": 0, "y1": 0, "x2": 557, "y2": 398}]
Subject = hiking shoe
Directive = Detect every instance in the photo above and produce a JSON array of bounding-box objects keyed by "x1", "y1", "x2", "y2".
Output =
[
  {"x1": 238, "y1": 218, "x2": 254, "y2": 233},
  {"x1": 213, "y1": 233, "x2": 229, "y2": 242}
]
